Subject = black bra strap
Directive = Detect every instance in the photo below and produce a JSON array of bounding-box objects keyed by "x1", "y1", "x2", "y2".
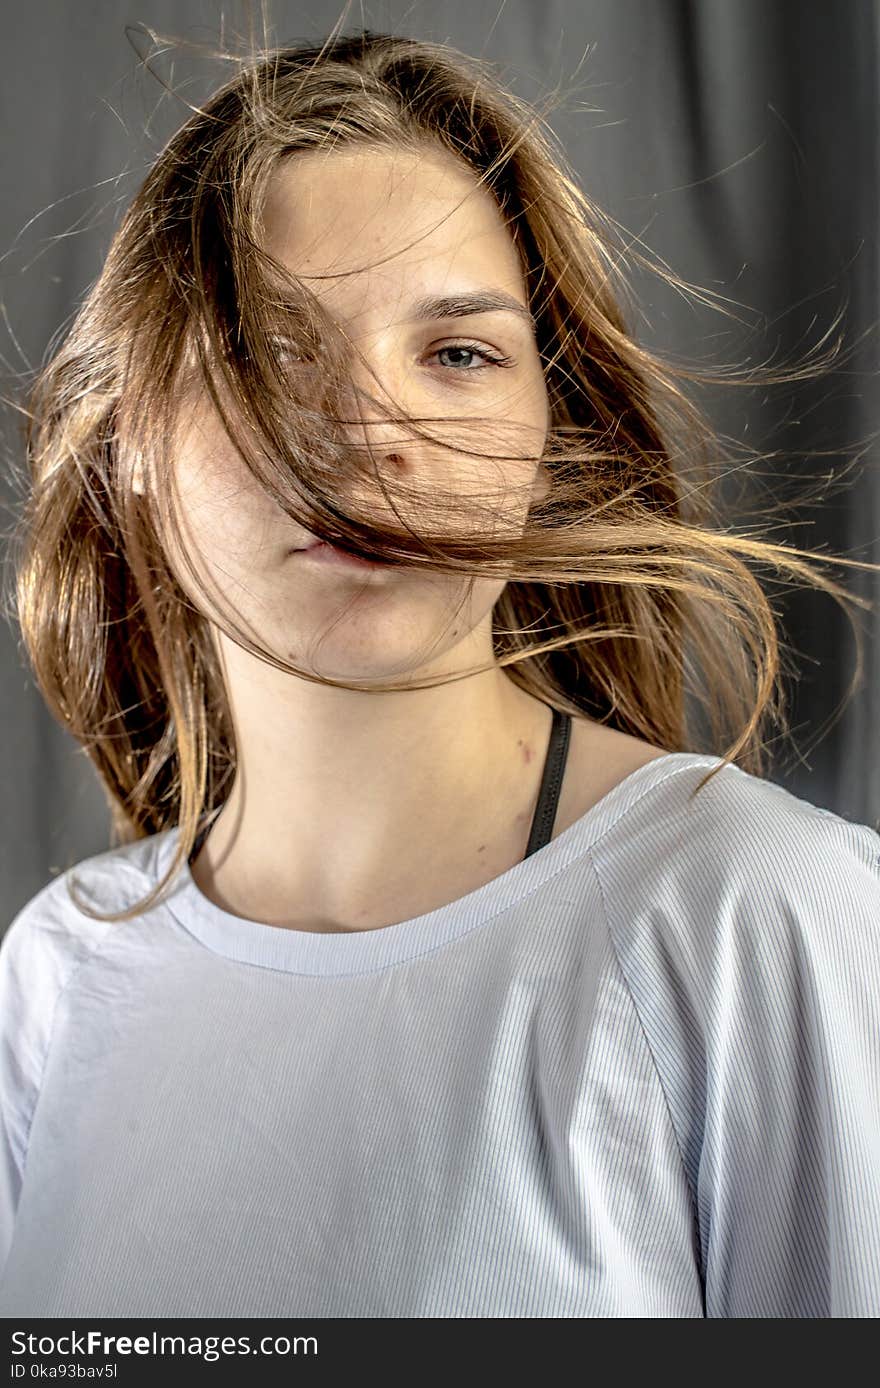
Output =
[{"x1": 523, "y1": 706, "x2": 572, "y2": 859}]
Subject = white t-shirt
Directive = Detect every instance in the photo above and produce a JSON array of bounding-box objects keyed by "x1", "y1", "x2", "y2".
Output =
[{"x1": 1, "y1": 751, "x2": 878, "y2": 1317}]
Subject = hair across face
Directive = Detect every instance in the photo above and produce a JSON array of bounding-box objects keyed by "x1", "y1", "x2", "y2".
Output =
[{"x1": 163, "y1": 140, "x2": 552, "y2": 684}]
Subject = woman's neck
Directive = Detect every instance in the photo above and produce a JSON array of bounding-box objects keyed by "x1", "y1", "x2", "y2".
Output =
[{"x1": 189, "y1": 648, "x2": 554, "y2": 933}]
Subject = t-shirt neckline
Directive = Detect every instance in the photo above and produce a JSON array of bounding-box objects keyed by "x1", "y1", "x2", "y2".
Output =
[{"x1": 152, "y1": 752, "x2": 727, "y2": 977}]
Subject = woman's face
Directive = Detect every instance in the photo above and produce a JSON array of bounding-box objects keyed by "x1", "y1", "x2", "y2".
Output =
[{"x1": 164, "y1": 141, "x2": 551, "y2": 682}]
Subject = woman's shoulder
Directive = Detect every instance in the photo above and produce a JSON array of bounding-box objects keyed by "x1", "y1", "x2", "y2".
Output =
[
  {"x1": 553, "y1": 715, "x2": 674, "y2": 837},
  {"x1": 0, "y1": 833, "x2": 167, "y2": 1201},
  {"x1": 578, "y1": 717, "x2": 880, "y2": 887},
  {"x1": 0, "y1": 832, "x2": 165, "y2": 997},
  {"x1": 586, "y1": 736, "x2": 880, "y2": 1013}
]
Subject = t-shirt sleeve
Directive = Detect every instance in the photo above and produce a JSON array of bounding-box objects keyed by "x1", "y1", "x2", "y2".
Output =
[
  {"x1": 596, "y1": 775, "x2": 880, "y2": 1317},
  {"x1": 0, "y1": 885, "x2": 77, "y2": 1279}
]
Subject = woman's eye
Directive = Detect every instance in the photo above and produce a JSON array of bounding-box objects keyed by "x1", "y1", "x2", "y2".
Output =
[
  {"x1": 268, "y1": 339, "x2": 513, "y2": 374},
  {"x1": 268, "y1": 338, "x2": 318, "y2": 368},
  {"x1": 431, "y1": 342, "x2": 514, "y2": 372}
]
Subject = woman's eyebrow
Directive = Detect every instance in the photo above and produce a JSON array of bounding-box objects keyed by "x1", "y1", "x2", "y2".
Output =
[
  {"x1": 266, "y1": 280, "x2": 536, "y2": 333},
  {"x1": 407, "y1": 290, "x2": 536, "y2": 331}
]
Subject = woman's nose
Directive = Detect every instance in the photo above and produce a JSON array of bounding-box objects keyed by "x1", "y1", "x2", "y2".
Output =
[{"x1": 335, "y1": 357, "x2": 415, "y2": 461}]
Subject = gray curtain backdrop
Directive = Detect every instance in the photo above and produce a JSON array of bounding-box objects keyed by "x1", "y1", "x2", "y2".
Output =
[{"x1": 2, "y1": 0, "x2": 878, "y2": 931}]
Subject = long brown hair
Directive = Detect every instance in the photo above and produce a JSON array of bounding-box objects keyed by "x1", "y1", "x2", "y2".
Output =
[{"x1": 4, "y1": 20, "x2": 877, "y2": 923}]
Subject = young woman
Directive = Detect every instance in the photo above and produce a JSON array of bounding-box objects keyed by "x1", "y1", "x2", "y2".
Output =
[{"x1": 0, "y1": 28, "x2": 878, "y2": 1319}]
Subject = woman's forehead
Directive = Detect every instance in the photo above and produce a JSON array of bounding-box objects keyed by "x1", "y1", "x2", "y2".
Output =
[{"x1": 257, "y1": 144, "x2": 525, "y2": 306}]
